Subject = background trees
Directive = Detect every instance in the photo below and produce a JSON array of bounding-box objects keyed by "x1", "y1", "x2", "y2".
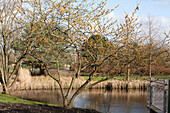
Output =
[
  {"x1": 0, "y1": 0, "x2": 29, "y2": 94},
  {"x1": 140, "y1": 17, "x2": 170, "y2": 77}
]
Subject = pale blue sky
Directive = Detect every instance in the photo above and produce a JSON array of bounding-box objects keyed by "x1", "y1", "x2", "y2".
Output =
[{"x1": 105, "y1": 0, "x2": 170, "y2": 27}]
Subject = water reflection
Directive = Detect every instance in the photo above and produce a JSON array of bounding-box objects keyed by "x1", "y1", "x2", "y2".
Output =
[
  {"x1": 73, "y1": 89, "x2": 149, "y2": 113},
  {"x1": 11, "y1": 90, "x2": 63, "y2": 105},
  {"x1": 11, "y1": 89, "x2": 149, "y2": 113}
]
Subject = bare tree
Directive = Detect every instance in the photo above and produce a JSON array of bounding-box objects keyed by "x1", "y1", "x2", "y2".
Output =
[
  {"x1": 0, "y1": 0, "x2": 27, "y2": 94},
  {"x1": 141, "y1": 16, "x2": 170, "y2": 78},
  {"x1": 0, "y1": 0, "x2": 52, "y2": 94}
]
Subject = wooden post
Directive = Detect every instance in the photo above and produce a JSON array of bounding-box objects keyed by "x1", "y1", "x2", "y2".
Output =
[
  {"x1": 163, "y1": 80, "x2": 166, "y2": 113},
  {"x1": 149, "y1": 80, "x2": 152, "y2": 111},
  {"x1": 168, "y1": 79, "x2": 170, "y2": 113}
]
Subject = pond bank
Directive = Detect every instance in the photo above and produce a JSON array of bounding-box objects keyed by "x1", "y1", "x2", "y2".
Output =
[
  {"x1": 0, "y1": 94, "x2": 100, "y2": 113},
  {"x1": 7, "y1": 76, "x2": 148, "y2": 91},
  {"x1": 0, "y1": 103, "x2": 100, "y2": 113},
  {"x1": 0, "y1": 68, "x2": 148, "y2": 91}
]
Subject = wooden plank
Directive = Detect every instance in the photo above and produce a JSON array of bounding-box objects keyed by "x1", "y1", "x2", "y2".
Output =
[{"x1": 146, "y1": 105, "x2": 162, "y2": 113}]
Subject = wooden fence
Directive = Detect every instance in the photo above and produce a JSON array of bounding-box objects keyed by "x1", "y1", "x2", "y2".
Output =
[{"x1": 147, "y1": 79, "x2": 170, "y2": 113}]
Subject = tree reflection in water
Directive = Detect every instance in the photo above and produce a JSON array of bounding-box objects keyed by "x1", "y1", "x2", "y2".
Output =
[
  {"x1": 11, "y1": 89, "x2": 149, "y2": 113},
  {"x1": 73, "y1": 89, "x2": 148, "y2": 113}
]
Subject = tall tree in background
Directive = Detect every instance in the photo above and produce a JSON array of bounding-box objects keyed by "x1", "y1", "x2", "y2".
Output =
[
  {"x1": 0, "y1": 0, "x2": 28, "y2": 94},
  {"x1": 142, "y1": 17, "x2": 170, "y2": 78},
  {"x1": 81, "y1": 34, "x2": 113, "y2": 74},
  {"x1": 0, "y1": 0, "x2": 56, "y2": 94},
  {"x1": 111, "y1": 7, "x2": 145, "y2": 81}
]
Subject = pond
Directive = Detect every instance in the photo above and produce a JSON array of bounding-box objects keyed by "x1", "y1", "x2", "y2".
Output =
[{"x1": 11, "y1": 89, "x2": 149, "y2": 113}]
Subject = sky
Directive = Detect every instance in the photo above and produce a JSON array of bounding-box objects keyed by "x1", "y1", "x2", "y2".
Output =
[{"x1": 105, "y1": 0, "x2": 170, "y2": 28}]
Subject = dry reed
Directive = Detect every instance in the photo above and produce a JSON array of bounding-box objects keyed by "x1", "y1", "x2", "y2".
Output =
[{"x1": 0, "y1": 68, "x2": 148, "y2": 91}]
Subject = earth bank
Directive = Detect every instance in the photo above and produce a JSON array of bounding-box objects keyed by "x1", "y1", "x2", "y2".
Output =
[{"x1": 0, "y1": 103, "x2": 100, "y2": 113}]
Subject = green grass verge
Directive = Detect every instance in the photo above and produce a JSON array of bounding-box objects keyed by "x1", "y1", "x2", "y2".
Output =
[
  {"x1": 82, "y1": 75, "x2": 170, "y2": 81},
  {"x1": 0, "y1": 94, "x2": 61, "y2": 107},
  {"x1": 82, "y1": 76, "x2": 147, "y2": 81},
  {"x1": 82, "y1": 76, "x2": 109, "y2": 81},
  {"x1": 112, "y1": 76, "x2": 149, "y2": 80},
  {"x1": 153, "y1": 76, "x2": 170, "y2": 79}
]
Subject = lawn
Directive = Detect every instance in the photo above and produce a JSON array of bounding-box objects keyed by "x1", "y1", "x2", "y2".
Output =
[
  {"x1": 0, "y1": 94, "x2": 60, "y2": 106},
  {"x1": 82, "y1": 75, "x2": 170, "y2": 81},
  {"x1": 0, "y1": 94, "x2": 100, "y2": 113},
  {"x1": 82, "y1": 76, "x2": 148, "y2": 81},
  {"x1": 82, "y1": 76, "x2": 108, "y2": 81}
]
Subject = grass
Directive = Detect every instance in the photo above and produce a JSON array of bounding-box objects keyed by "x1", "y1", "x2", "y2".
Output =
[
  {"x1": 82, "y1": 76, "x2": 148, "y2": 81},
  {"x1": 82, "y1": 75, "x2": 170, "y2": 81},
  {"x1": 112, "y1": 76, "x2": 149, "y2": 81},
  {"x1": 82, "y1": 76, "x2": 109, "y2": 81},
  {"x1": 0, "y1": 94, "x2": 61, "y2": 107},
  {"x1": 153, "y1": 76, "x2": 170, "y2": 79}
]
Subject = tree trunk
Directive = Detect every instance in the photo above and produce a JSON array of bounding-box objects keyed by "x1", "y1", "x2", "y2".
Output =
[
  {"x1": 126, "y1": 64, "x2": 130, "y2": 81},
  {"x1": 0, "y1": 73, "x2": 9, "y2": 94},
  {"x1": 63, "y1": 98, "x2": 70, "y2": 109},
  {"x1": 39, "y1": 63, "x2": 45, "y2": 74},
  {"x1": 0, "y1": 67, "x2": 9, "y2": 94},
  {"x1": 1, "y1": 84, "x2": 9, "y2": 94},
  {"x1": 149, "y1": 54, "x2": 152, "y2": 79}
]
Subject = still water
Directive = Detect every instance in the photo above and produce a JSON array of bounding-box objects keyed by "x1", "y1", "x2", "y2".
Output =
[{"x1": 11, "y1": 89, "x2": 149, "y2": 113}]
